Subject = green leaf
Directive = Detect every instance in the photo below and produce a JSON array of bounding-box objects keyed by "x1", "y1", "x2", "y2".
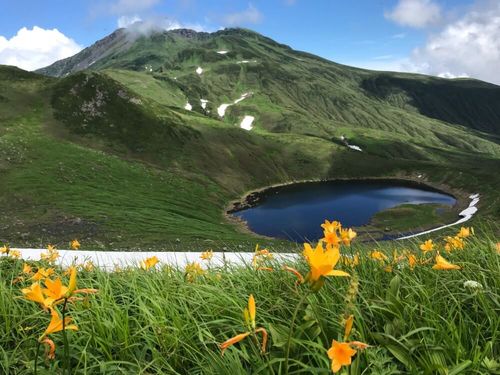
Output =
[
  {"x1": 448, "y1": 360, "x2": 472, "y2": 375},
  {"x1": 268, "y1": 323, "x2": 288, "y2": 348}
]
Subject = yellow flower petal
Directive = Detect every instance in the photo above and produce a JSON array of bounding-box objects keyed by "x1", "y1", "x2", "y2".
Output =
[
  {"x1": 344, "y1": 315, "x2": 354, "y2": 341},
  {"x1": 248, "y1": 294, "x2": 256, "y2": 329},
  {"x1": 219, "y1": 332, "x2": 251, "y2": 355}
]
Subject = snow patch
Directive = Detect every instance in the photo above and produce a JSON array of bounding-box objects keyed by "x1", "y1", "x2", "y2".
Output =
[
  {"x1": 217, "y1": 50, "x2": 229, "y2": 54},
  {"x1": 348, "y1": 145, "x2": 363, "y2": 152},
  {"x1": 200, "y1": 99, "x2": 208, "y2": 109},
  {"x1": 397, "y1": 193, "x2": 480, "y2": 240},
  {"x1": 217, "y1": 104, "x2": 231, "y2": 117},
  {"x1": 217, "y1": 92, "x2": 252, "y2": 118},
  {"x1": 184, "y1": 102, "x2": 192, "y2": 111},
  {"x1": 196, "y1": 67, "x2": 203, "y2": 75},
  {"x1": 88, "y1": 60, "x2": 96, "y2": 67},
  {"x1": 240, "y1": 115, "x2": 255, "y2": 131},
  {"x1": 4, "y1": 249, "x2": 299, "y2": 270},
  {"x1": 237, "y1": 60, "x2": 257, "y2": 64}
]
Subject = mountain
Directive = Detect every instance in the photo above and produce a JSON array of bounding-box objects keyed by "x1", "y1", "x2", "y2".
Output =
[{"x1": 0, "y1": 27, "x2": 498, "y2": 249}]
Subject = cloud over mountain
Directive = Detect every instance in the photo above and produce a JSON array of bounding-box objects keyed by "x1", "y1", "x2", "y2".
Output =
[
  {"x1": 0, "y1": 26, "x2": 81, "y2": 71},
  {"x1": 411, "y1": 1, "x2": 500, "y2": 84}
]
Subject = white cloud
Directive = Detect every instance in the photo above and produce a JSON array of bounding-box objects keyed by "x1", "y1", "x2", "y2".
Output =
[
  {"x1": 120, "y1": 16, "x2": 209, "y2": 36},
  {"x1": 385, "y1": 0, "x2": 441, "y2": 28},
  {"x1": 223, "y1": 4, "x2": 263, "y2": 26},
  {"x1": 411, "y1": 1, "x2": 500, "y2": 84},
  {"x1": 117, "y1": 15, "x2": 143, "y2": 28},
  {"x1": 0, "y1": 26, "x2": 82, "y2": 71},
  {"x1": 348, "y1": 1, "x2": 500, "y2": 84}
]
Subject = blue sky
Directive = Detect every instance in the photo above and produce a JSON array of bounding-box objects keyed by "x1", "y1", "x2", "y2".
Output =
[{"x1": 1, "y1": 0, "x2": 499, "y2": 84}]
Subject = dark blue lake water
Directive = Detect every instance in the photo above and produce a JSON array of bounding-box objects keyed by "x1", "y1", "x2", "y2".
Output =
[{"x1": 232, "y1": 180, "x2": 456, "y2": 242}]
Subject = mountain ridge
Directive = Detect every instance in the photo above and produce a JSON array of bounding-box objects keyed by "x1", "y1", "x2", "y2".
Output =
[{"x1": 0, "y1": 27, "x2": 499, "y2": 249}]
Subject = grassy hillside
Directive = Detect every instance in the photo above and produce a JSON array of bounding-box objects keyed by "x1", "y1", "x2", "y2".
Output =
[{"x1": 0, "y1": 27, "x2": 499, "y2": 249}]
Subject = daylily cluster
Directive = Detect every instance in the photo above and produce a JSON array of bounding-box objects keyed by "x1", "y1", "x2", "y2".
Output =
[
  {"x1": 40, "y1": 245, "x2": 59, "y2": 263},
  {"x1": 1, "y1": 244, "x2": 21, "y2": 259},
  {"x1": 219, "y1": 294, "x2": 268, "y2": 355},
  {"x1": 185, "y1": 261, "x2": 206, "y2": 282},
  {"x1": 419, "y1": 227, "x2": 472, "y2": 270},
  {"x1": 21, "y1": 266, "x2": 97, "y2": 365},
  {"x1": 251, "y1": 244, "x2": 274, "y2": 270},
  {"x1": 219, "y1": 220, "x2": 367, "y2": 374},
  {"x1": 22, "y1": 266, "x2": 97, "y2": 311},
  {"x1": 370, "y1": 249, "x2": 416, "y2": 272},
  {"x1": 284, "y1": 220, "x2": 355, "y2": 291},
  {"x1": 200, "y1": 249, "x2": 213, "y2": 261},
  {"x1": 140, "y1": 256, "x2": 159, "y2": 270}
]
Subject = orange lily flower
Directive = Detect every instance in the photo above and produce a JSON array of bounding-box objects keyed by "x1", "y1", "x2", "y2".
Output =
[
  {"x1": 327, "y1": 315, "x2": 369, "y2": 373},
  {"x1": 70, "y1": 239, "x2": 80, "y2": 250},
  {"x1": 22, "y1": 283, "x2": 54, "y2": 309},
  {"x1": 370, "y1": 250, "x2": 387, "y2": 262},
  {"x1": 200, "y1": 250, "x2": 213, "y2": 261},
  {"x1": 321, "y1": 220, "x2": 342, "y2": 233},
  {"x1": 303, "y1": 242, "x2": 349, "y2": 285},
  {"x1": 140, "y1": 256, "x2": 159, "y2": 270},
  {"x1": 23, "y1": 263, "x2": 33, "y2": 274},
  {"x1": 457, "y1": 227, "x2": 472, "y2": 238},
  {"x1": 407, "y1": 254, "x2": 417, "y2": 270},
  {"x1": 328, "y1": 340, "x2": 357, "y2": 373},
  {"x1": 32, "y1": 268, "x2": 55, "y2": 281},
  {"x1": 340, "y1": 228, "x2": 357, "y2": 246},
  {"x1": 420, "y1": 240, "x2": 434, "y2": 253},
  {"x1": 43, "y1": 308, "x2": 78, "y2": 337},
  {"x1": 43, "y1": 278, "x2": 69, "y2": 301},
  {"x1": 432, "y1": 254, "x2": 461, "y2": 270}
]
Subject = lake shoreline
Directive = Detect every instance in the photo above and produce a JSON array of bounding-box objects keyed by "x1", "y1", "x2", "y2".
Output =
[{"x1": 224, "y1": 175, "x2": 472, "y2": 241}]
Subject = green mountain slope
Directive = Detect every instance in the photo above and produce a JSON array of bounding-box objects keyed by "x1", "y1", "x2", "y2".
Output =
[{"x1": 0, "y1": 27, "x2": 498, "y2": 249}]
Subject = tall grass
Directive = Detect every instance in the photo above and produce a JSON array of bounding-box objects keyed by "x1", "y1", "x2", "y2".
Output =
[{"x1": 0, "y1": 234, "x2": 498, "y2": 374}]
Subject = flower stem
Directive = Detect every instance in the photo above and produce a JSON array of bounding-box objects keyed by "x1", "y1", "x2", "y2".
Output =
[
  {"x1": 284, "y1": 292, "x2": 309, "y2": 375},
  {"x1": 34, "y1": 340, "x2": 41, "y2": 375},
  {"x1": 62, "y1": 298, "x2": 70, "y2": 375}
]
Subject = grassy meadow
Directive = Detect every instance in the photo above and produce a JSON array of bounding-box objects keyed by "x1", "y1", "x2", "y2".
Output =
[{"x1": 1, "y1": 222, "x2": 498, "y2": 374}]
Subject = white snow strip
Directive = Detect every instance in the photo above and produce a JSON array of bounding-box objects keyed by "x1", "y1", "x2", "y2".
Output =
[
  {"x1": 233, "y1": 92, "x2": 251, "y2": 104},
  {"x1": 217, "y1": 92, "x2": 252, "y2": 118},
  {"x1": 4, "y1": 249, "x2": 299, "y2": 270},
  {"x1": 240, "y1": 115, "x2": 255, "y2": 131},
  {"x1": 348, "y1": 145, "x2": 363, "y2": 152},
  {"x1": 237, "y1": 60, "x2": 257, "y2": 64},
  {"x1": 196, "y1": 67, "x2": 203, "y2": 75},
  {"x1": 200, "y1": 99, "x2": 208, "y2": 109},
  {"x1": 217, "y1": 103, "x2": 231, "y2": 117},
  {"x1": 88, "y1": 60, "x2": 96, "y2": 67},
  {"x1": 396, "y1": 194, "x2": 479, "y2": 240},
  {"x1": 217, "y1": 50, "x2": 229, "y2": 54},
  {"x1": 184, "y1": 102, "x2": 192, "y2": 111}
]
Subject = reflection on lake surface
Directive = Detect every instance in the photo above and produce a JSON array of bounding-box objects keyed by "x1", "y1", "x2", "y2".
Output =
[{"x1": 232, "y1": 180, "x2": 456, "y2": 242}]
